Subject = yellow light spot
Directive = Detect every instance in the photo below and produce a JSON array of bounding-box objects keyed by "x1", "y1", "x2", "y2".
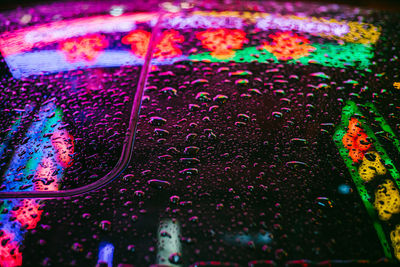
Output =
[
  {"x1": 394, "y1": 82, "x2": 400, "y2": 89},
  {"x1": 391, "y1": 225, "x2": 400, "y2": 260},
  {"x1": 358, "y1": 151, "x2": 387, "y2": 182},
  {"x1": 374, "y1": 179, "x2": 400, "y2": 221}
]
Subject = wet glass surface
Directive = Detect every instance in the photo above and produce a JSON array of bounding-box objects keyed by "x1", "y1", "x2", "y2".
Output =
[{"x1": 1, "y1": 0, "x2": 400, "y2": 266}]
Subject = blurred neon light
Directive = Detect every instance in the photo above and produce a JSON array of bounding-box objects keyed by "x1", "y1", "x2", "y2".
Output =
[
  {"x1": 341, "y1": 118, "x2": 371, "y2": 163},
  {"x1": 0, "y1": 101, "x2": 73, "y2": 266},
  {"x1": 122, "y1": 30, "x2": 150, "y2": 58},
  {"x1": 193, "y1": 11, "x2": 380, "y2": 44},
  {"x1": 0, "y1": 12, "x2": 157, "y2": 56},
  {"x1": 374, "y1": 179, "x2": 400, "y2": 221},
  {"x1": 97, "y1": 242, "x2": 115, "y2": 267},
  {"x1": 256, "y1": 14, "x2": 349, "y2": 37},
  {"x1": 358, "y1": 151, "x2": 386, "y2": 182},
  {"x1": 334, "y1": 101, "x2": 400, "y2": 260},
  {"x1": 189, "y1": 42, "x2": 373, "y2": 70},
  {"x1": 123, "y1": 29, "x2": 184, "y2": 60},
  {"x1": 260, "y1": 31, "x2": 315, "y2": 60},
  {"x1": 0, "y1": 230, "x2": 22, "y2": 267},
  {"x1": 195, "y1": 29, "x2": 248, "y2": 59},
  {"x1": 4, "y1": 50, "x2": 186, "y2": 78},
  {"x1": 59, "y1": 34, "x2": 108, "y2": 63},
  {"x1": 0, "y1": 104, "x2": 34, "y2": 159},
  {"x1": 158, "y1": 14, "x2": 244, "y2": 29}
]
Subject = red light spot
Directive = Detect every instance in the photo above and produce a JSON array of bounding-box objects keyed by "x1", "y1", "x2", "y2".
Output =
[
  {"x1": 0, "y1": 230, "x2": 23, "y2": 267},
  {"x1": 260, "y1": 31, "x2": 315, "y2": 60},
  {"x1": 122, "y1": 29, "x2": 184, "y2": 60},
  {"x1": 11, "y1": 199, "x2": 43, "y2": 230},
  {"x1": 59, "y1": 34, "x2": 108, "y2": 63},
  {"x1": 195, "y1": 28, "x2": 248, "y2": 59},
  {"x1": 342, "y1": 118, "x2": 371, "y2": 163}
]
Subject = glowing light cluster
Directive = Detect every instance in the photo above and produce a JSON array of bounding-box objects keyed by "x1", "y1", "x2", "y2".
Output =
[
  {"x1": 59, "y1": 34, "x2": 108, "y2": 63},
  {"x1": 342, "y1": 118, "x2": 371, "y2": 163},
  {"x1": 122, "y1": 29, "x2": 184, "y2": 59},
  {"x1": 358, "y1": 152, "x2": 386, "y2": 182},
  {"x1": 394, "y1": 82, "x2": 400, "y2": 89},
  {"x1": 193, "y1": 11, "x2": 380, "y2": 44},
  {"x1": 195, "y1": 28, "x2": 248, "y2": 59},
  {"x1": 189, "y1": 39, "x2": 374, "y2": 70},
  {"x1": 375, "y1": 180, "x2": 400, "y2": 221},
  {"x1": 260, "y1": 31, "x2": 315, "y2": 60},
  {"x1": 0, "y1": 102, "x2": 73, "y2": 267},
  {"x1": 334, "y1": 101, "x2": 400, "y2": 260}
]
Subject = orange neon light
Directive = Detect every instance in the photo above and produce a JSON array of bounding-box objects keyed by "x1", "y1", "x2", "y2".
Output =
[
  {"x1": 195, "y1": 28, "x2": 248, "y2": 59},
  {"x1": 122, "y1": 29, "x2": 184, "y2": 60},
  {"x1": 260, "y1": 31, "x2": 315, "y2": 60},
  {"x1": 342, "y1": 118, "x2": 371, "y2": 163},
  {"x1": 59, "y1": 34, "x2": 108, "y2": 63}
]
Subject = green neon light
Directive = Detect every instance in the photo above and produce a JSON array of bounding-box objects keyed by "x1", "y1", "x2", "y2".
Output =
[
  {"x1": 333, "y1": 101, "x2": 393, "y2": 259},
  {"x1": 365, "y1": 103, "x2": 400, "y2": 155},
  {"x1": 189, "y1": 42, "x2": 373, "y2": 70}
]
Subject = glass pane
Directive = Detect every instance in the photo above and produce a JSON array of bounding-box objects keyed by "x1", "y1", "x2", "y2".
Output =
[{"x1": 1, "y1": 1, "x2": 400, "y2": 266}]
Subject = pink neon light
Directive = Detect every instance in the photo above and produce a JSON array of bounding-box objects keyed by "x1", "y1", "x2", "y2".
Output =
[
  {"x1": 0, "y1": 230, "x2": 23, "y2": 267},
  {"x1": 59, "y1": 34, "x2": 108, "y2": 63},
  {"x1": 0, "y1": 12, "x2": 157, "y2": 56}
]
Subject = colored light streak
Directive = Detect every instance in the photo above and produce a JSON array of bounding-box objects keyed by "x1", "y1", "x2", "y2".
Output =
[
  {"x1": 195, "y1": 29, "x2": 248, "y2": 59},
  {"x1": 192, "y1": 11, "x2": 380, "y2": 44},
  {"x1": 260, "y1": 31, "x2": 315, "y2": 60},
  {"x1": 4, "y1": 50, "x2": 186, "y2": 78},
  {"x1": 0, "y1": 104, "x2": 34, "y2": 159},
  {"x1": 59, "y1": 34, "x2": 108, "y2": 63},
  {"x1": 0, "y1": 101, "x2": 73, "y2": 266},
  {"x1": 97, "y1": 242, "x2": 115, "y2": 267},
  {"x1": 189, "y1": 42, "x2": 373, "y2": 70},
  {"x1": 334, "y1": 101, "x2": 400, "y2": 260},
  {"x1": 0, "y1": 13, "x2": 157, "y2": 57}
]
